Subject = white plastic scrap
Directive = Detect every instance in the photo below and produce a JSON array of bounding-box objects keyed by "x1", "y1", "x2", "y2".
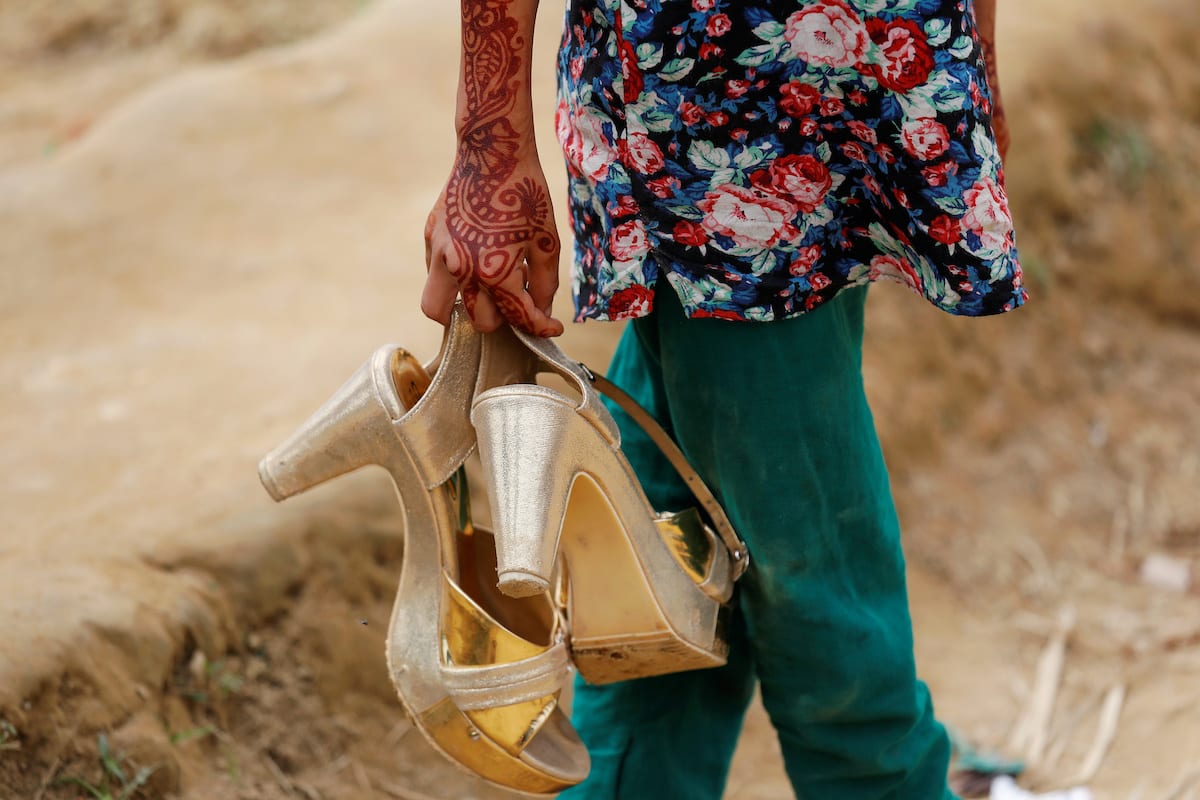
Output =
[{"x1": 990, "y1": 775, "x2": 1094, "y2": 800}]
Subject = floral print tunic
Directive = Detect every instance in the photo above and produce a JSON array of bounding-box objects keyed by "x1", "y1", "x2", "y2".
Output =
[{"x1": 555, "y1": 0, "x2": 1026, "y2": 322}]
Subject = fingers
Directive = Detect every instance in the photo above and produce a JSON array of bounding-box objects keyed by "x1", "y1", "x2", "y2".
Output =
[
  {"x1": 423, "y1": 212, "x2": 436, "y2": 269},
  {"x1": 434, "y1": 237, "x2": 566, "y2": 337},
  {"x1": 477, "y1": 247, "x2": 564, "y2": 337},
  {"x1": 420, "y1": 251, "x2": 458, "y2": 326},
  {"x1": 493, "y1": 284, "x2": 565, "y2": 338},
  {"x1": 469, "y1": 289, "x2": 504, "y2": 333},
  {"x1": 525, "y1": 230, "x2": 562, "y2": 316},
  {"x1": 444, "y1": 242, "x2": 503, "y2": 333}
]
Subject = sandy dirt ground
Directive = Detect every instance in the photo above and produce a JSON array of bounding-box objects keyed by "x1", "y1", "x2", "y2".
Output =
[{"x1": 1, "y1": 0, "x2": 1198, "y2": 798}]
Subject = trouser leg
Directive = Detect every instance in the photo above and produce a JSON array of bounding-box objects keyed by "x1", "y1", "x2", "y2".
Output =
[
  {"x1": 559, "y1": 315, "x2": 757, "y2": 800},
  {"x1": 564, "y1": 281, "x2": 955, "y2": 799},
  {"x1": 649, "y1": 281, "x2": 956, "y2": 800}
]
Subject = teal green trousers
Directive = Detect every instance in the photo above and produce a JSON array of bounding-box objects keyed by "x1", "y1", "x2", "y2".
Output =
[{"x1": 560, "y1": 284, "x2": 956, "y2": 800}]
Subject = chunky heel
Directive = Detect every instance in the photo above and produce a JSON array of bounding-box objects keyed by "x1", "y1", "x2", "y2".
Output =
[
  {"x1": 258, "y1": 346, "x2": 424, "y2": 501},
  {"x1": 258, "y1": 307, "x2": 589, "y2": 794},
  {"x1": 471, "y1": 386, "x2": 580, "y2": 598},
  {"x1": 472, "y1": 360, "x2": 746, "y2": 685}
]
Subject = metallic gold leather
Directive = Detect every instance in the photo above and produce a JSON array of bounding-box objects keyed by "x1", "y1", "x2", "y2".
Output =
[
  {"x1": 654, "y1": 509, "x2": 733, "y2": 604},
  {"x1": 586, "y1": 367, "x2": 750, "y2": 580},
  {"x1": 439, "y1": 572, "x2": 570, "y2": 710},
  {"x1": 471, "y1": 385, "x2": 729, "y2": 684},
  {"x1": 259, "y1": 304, "x2": 588, "y2": 793},
  {"x1": 654, "y1": 509, "x2": 715, "y2": 588},
  {"x1": 393, "y1": 310, "x2": 482, "y2": 490},
  {"x1": 511, "y1": 327, "x2": 621, "y2": 446},
  {"x1": 418, "y1": 699, "x2": 578, "y2": 794},
  {"x1": 390, "y1": 349, "x2": 432, "y2": 408}
]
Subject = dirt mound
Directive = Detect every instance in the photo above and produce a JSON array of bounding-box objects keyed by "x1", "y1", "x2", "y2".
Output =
[
  {"x1": 0, "y1": 0, "x2": 362, "y2": 59},
  {"x1": 0, "y1": 0, "x2": 1197, "y2": 798},
  {"x1": 1010, "y1": 0, "x2": 1200, "y2": 326}
]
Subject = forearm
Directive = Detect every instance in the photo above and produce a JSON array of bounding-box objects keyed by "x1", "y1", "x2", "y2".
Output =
[
  {"x1": 424, "y1": 0, "x2": 562, "y2": 337},
  {"x1": 973, "y1": 0, "x2": 1008, "y2": 157},
  {"x1": 455, "y1": 0, "x2": 540, "y2": 156}
]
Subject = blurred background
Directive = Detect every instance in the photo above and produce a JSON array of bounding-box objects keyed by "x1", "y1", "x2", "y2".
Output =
[{"x1": 0, "y1": 0, "x2": 1197, "y2": 798}]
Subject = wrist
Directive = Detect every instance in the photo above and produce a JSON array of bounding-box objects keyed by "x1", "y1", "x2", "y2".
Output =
[{"x1": 454, "y1": 115, "x2": 539, "y2": 159}]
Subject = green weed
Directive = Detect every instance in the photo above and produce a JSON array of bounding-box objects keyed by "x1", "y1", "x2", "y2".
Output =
[
  {"x1": 0, "y1": 719, "x2": 18, "y2": 752},
  {"x1": 168, "y1": 726, "x2": 216, "y2": 746},
  {"x1": 55, "y1": 733, "x2": 157, "y2": 800},
  {"x1": 1082, "y1": 117, "x2": 1155, "y2": 191}
]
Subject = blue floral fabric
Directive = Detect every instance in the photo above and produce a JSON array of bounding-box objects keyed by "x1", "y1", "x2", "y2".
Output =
[{"x1": 555, "y1": 0, "x2": 1026, "y2": 322}]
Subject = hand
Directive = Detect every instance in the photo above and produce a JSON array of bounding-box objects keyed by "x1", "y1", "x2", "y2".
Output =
[
  {"x1": 972, "y1": 0, "x2": 1009, "y2": 161},
  {"x1": 422, "y1": 150, "x2": 564, "y2": 337},
  {"x1": 981, "y1": 38, "x2": 1010, "y2": 161}
]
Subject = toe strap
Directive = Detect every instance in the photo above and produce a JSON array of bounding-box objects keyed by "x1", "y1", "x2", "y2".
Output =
[{"x1": 441, "y1": 642, "x2": 570, "y2": 711}]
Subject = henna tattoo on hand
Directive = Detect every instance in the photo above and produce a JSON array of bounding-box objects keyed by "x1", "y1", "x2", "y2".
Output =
[{"x1": 444, "y1": 0, "x2": 558, "y2": 332}]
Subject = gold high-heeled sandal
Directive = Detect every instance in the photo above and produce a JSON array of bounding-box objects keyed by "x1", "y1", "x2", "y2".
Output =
[
  {"x1": 470, "y1": 330, "x2": 749, "y2": 685},
  {"x1": 257, "y1": 309, "x2": 589, "y2": 793}
]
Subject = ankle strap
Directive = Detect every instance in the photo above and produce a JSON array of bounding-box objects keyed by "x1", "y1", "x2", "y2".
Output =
[{"x1": 579, "y1": 363, "x2": 750, "y2": 581}]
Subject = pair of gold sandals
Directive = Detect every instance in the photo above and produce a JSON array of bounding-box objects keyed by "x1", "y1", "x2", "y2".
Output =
[{"x1": 257, "y1": 306, "x2": 748, "y2": 794}]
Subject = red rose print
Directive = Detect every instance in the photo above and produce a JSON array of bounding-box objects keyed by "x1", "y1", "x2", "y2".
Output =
[
  {"x1": 607, "y1": 285, "x2": 655, "y2": 319},
  {"x1": 901, "y1": 118, "x2": 950, "y2": 161},
  {"x1": 726, "y1": 79, "x2": 751, "y2": 99},
  {"x1": 673, "y1": 220, "x2": 709, "y2": 247},
  {"x1": 557, "y1": 0, "x2": 1023, "y2": 322},
  {"x1": 698, "y1": 184, "x2": 798, "y2": 248},
  {"x1": 847, "y1": 120, "x2": 877, "y2": 144},
  {"x1": 646, "y1": 176, "x2": 681, "y2": 199},
  {"x1": 841, "y1": 141, "x2": 869, "y2": 162},
  {"x1": 779, "y1": 80, "x2": 820, "y2": 117},
  {"x1": 609, "y1": 219, "x2": 650, "y2": 261},
  {"x1": 610, "y1": 194, "x2": 640, "y2": 218},
  {"x1": 555, "y1": 101, "x2": 582, "y2": 177},
  {"x1": 680, "y1": 101, "x2": 706, "y2": 126},
  {"x1": 768, "y1": 154, "x2": 833, "y2": 213},
  {"x1": 921, "y1": 160, "x2": 958, "y2": 187},
  {"x1": 871, "y1": 254, "x2": 923, "y2": 290},
  {"x1": 626, "y1": 132, "x2": 665, "y2": 174},
  {"x1": 562, "y1": 109, "x2": 617, "y2": 182},
  {"x1": 819, "y1": 97, "x2": 845, "y2": 116},
  {"x1": 707, "y1": 14, "x2": 733, "y2": 37},
  {"x1": 748, "y1": 167, "x2": 772, "y2": 189},
  {"x1": 864, "y1": 18, "x2": 934, "y2": 93},
  {"x1": 962, "y1": 176, "x2": 1014, "y2": 251},
  {"x1": 788, "y1": 244, "x2": 822, "y2": 275},
  {"x1": 783, "y1": 0, "x2": 870, "y2": 68},
  {"x1": 931, "y1": 212, "x2": 960, "y2": 244}
]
